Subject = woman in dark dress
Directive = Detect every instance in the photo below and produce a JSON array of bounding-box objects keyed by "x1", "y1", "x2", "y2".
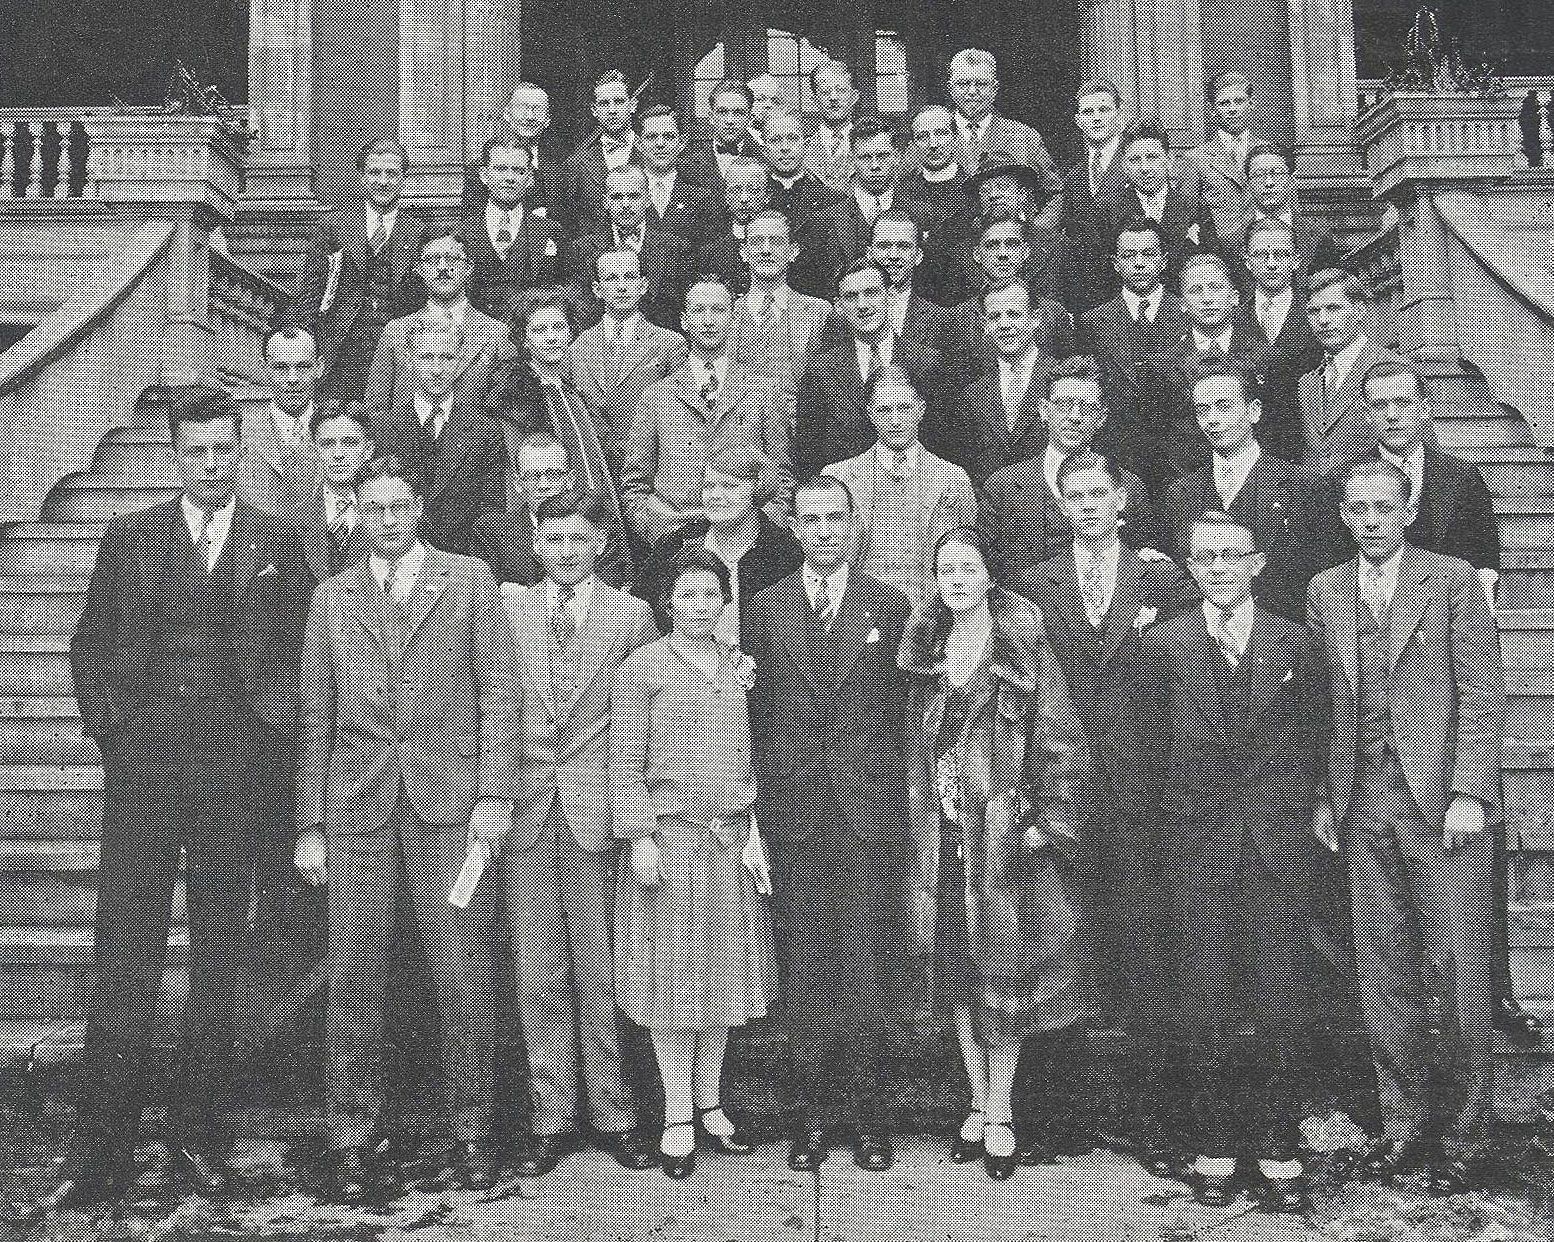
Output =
[{"x1": 900, "y1": 527, "x2": 1093, "y2": 1179}]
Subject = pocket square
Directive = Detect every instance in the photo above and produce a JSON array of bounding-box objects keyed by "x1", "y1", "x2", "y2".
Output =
[
  {"x1": 1282, "y1": 667, "x2": 1295, "y2": 683},
  {"x1": 256, "y1": 564, "x2": 279, "y2": 578},
  {"x1": 532, "y1": 207, "x2": 547, "y2": 218},
  {"x1": 866, "y1": 628, "x2": 881, "y2": 644},
  {"x1": 544, "y1": 238, "x2": 558, "y2": 257}
]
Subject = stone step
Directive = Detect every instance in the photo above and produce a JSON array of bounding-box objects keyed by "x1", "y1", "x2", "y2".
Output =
[
  {"x1": 1458, "y1": 443, "x2": 1554, "y2": 496},
  {"x1": 1494, "y1": 499, "x2": 1554, "y2": 550},
  {"x1": 1500, "y1": 547, "x2": 1554, "y2": 608},
  {"x1": 41, "y1": 480, "x2": 178, "y2": 526},
  {"x1": 0, "y1": 576, "x2": 88, "y2": 634},
  {"x1": 0, "y1": 636, "x2": 75, "y2": 697},
  {"x1": 0, "y1": 529, "x2": 104, "y2": 578},
  {"x1": 67, "y1": 459, "x2": 181, "y2": 489},
  {"x1": 90, "y1": 433, "x2": 177, "y2": 477},
  {"x1": 1434, "y1": 408, "x2": 1537, "y2": 451},
  {"x1": 1498, "y1": 609, "x2": 1554, "y2": 668},
  {"x1": 0, "y1": 926, "x2": 187, "y2": 1021},
  {"x1": 0, "y1": 696, "x2": 95, "y2": 764},
  {"x1": 0, "y1": 764, "x2": 102, "y2": 840}
]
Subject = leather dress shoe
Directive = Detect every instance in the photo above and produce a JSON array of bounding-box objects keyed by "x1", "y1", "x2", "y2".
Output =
[
  {"x1": 596, "y1": 1129, "x2": 656, "y2": 1171},
  {"x1": 1356, "y1": 1136, "x2": 1430, "y2": 1182},
  {"x1": 1255, "y1": 1175, "x2": 1308, "y2": 1214},
  {"x1": 324, "y1": 1149, "x2": 375, "y2": 1207},
  {"x1": 512, "y1": 1133, "x2": 575, "y2": 1178},
  {"x1": 659, "y1": 1123, "x2": 695, "y2": 1179},
  {"x1": 788, "y1": 1129, "x2": 829, "y2": 1172},
  {"x1": 984, "y1": 1122, "x2": 1018, "y2": 1181},
  {"x1": 1497, "y1": 996, "x2": 1545, "y2": 1047},
  {"x1": 949, "y1": 1134, "x2": 983, "y2": 1163},
  {"x1": 697, "y1": 1106, "x2": 753, "y2": 1155},
  {"x1": 172, "y1": 1144, "x2": 234, "y2": 1199},
  {"x1": 451, "y1": 1142, "x2": 500, "y2": 1191},
  {"x1": 853, "y1": 1131, "x2": 894, "y2": 1172}
]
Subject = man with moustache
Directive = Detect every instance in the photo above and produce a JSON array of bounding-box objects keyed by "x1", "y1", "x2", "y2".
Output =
[{"x1": 805, "y1": 60, "x2": 861, "y2": 191}]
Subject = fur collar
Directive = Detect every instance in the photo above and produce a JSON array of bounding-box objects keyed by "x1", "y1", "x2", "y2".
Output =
[{"x1": 899, "y1": 588, "x2": 1043, "y2": 693}]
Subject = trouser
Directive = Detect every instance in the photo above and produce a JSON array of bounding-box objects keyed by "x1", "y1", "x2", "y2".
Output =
[
  {"x1": 768, "y1": 825, "x2": 904, "y2": 1133},
  {"x1": 1345, "y1": 753, "x2": 1495, "y2": 1160},
  {"x1": 325, "y1": 794, "x2": 501, "y2": 1152},
  {"x1": 83, "y1": 696, "x2": 269, "y2": 1154},
  {"x1": 500, "y1": 796, "x2": 636, "y2": 1138}
]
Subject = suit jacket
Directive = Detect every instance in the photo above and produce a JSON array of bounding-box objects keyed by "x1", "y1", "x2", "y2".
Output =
[
  {"x1": 561, "y1": 135, "x2": 637, "y2": 233},
  {"x1": 369, "y1": 399, "x2": 508, "y2": 557},
  {"x1": 364, "y1": 305, "x2": 518, "y2": 426},
  {"x1": 979, "y1": 454, "x2": 1157, "y2": 601},
  {"x1": 950, "y1": 357, "x2": 1060, "y2": 486},
  {"x1": 571, "y1": 229, "x2": 693, "y2": 328},
  {"x1": 1307, "y1": 544, "x2": 1505, "y2": 829},
  {"x1": 949, "y1": 295, "x2": 1073, "y2": 362},
  {"x1": 1234, "y1": 299, "x2": 1321, "y2": 461},
  {"x1": 941, "y1": 113, "x2": 1063, "y2": 228},
  {"x1": 463, "y1": 207, "x2": 567, "y2": 322},
  {"x1": 794, "y1": 338, "x2": 944, "y2": 477},
  {"x1": 728, "y1": 288, "x2": 831, "y2": 405},
  {"x1": 1138, "y1": 602, "x2": 1328, "y2": 882},
  {"x1": 803, "y1": 123, "x2": 857, "y2": 191},
  {"x1": 1229, "y1": 210, "x2": 1341, "y2": 276},
  {"x1": 292, "y1": 205, "x2": 426, "y2": 377},
  {"x1": 1147, "y1": 323, "x2": 1272, "y2": 481},
  {"x1": 501, "y1": 579, "x2": 660, "y2": 852},
  {"x1": 818, "y1": 193, "x2": 933, "y2": 287},
  {"x1": 681, "y1": 133, "x2": 764, "y2": 188},
  {"x1": 743, "y1": 568, "x2": 913, "y2": 844},
  {"x1": 622, "y1": 360, "x2": 793, "y2": 546},
  {"x1": 646, "y1": 174, "x2": 724, "y2": 247},
  {"x1": 299, "y1": 547, "x2": 520, "y2": 834},
  {"x1": 1099, "y1": 179, "x2": 1212, "y2": 279},
  {"x1": 72, "y1": 496, "x2": 316, "y2": 745},
  {"x1": 568, "y1": 316, "x2": 690, "y2": 465},
  {"x1": 1058, "y1": 149, "x2": 1130, "y2": 311},
  {"x1": 237, "y1": 403, "x2": 323, "y2": 521},
  {"x1": 1297, "y1": 338, "x2": 1402, "y2": 477},
  {"x1": 296, "y1": 485, "x2": 373, "y2": 585},
  {"x1": 813, "y1": 288, "x2": 960, "y2": 356},
  {"x1": 1029, "y1": 545, "x2": 1194, "y2": 820},
  {"x1": 927, "y1": 210, "x2": 1070, "y2": 309},
  {"x1": 823, "y1": 445, "x2": 977, "y2": 603},
  {"x1": 697, "y1": 227, "x2": 753, "y2": 296},
  {"x1": 766, "y1": 172, "x2": 846, "y2": 298},
  {"x1": 1180, "y1": 135, "x2": 1261, "y2": 255},
  {"x1": 1076, "y1": 293, "x2": 1190, "y2": 472},
  {"x1": 469, "y1": 506, "x2": 632, "y2": 592},
  {"x1": 1161, "y1": 448, "x2": 1320, "y2": 621}
]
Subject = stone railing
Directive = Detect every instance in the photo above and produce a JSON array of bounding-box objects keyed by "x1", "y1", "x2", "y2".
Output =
[
  {"x1": 0, "y1": 109, "x2": 94, "y2": 199},
  {"x1": 1358, "y1": 78, "x2": 1554, "y2": 169},
  {"x1": 208, "y1": 250, "x2": 287, "y2": 389}
]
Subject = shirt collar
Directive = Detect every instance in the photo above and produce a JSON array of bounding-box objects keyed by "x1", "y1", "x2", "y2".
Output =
[
  {"x1": 269, "y1": 402, "x2": 312, "y2": 446},
  {"x1": 608, "y1": 310, "x2": 645, "y2": 342},
  {"x1": 323, "y1": 486, "x2": 356, "y2": 524},
  {"x1": 1138, "y1": 185, "x2": 1168, "y2": 210},
  {"x1": 547, "y1": 574, "x2": 595, "y2": 619},
  {"x1": 1378, "y1": 441, "x2": 1425, "y2": 487},
  {"x1": 371, "y1": 540, "x2": 426, "y2": 592},
  {"x1": 1361, "y1": 546, "x2": 1406, "y2": 589},
  {"x1": 919, "y1": 162, "x2": 961, "y2": 183},
  {"x1": 1215, "y1": 437, "x2": 1262, "y2": 475},
  {"x1": 855, "y1": 333, "x2": 893, "y2": 373},
  {"x1": 1193, "y1": 325, "x2": 1234, "y2": 353},
  {"x1": 1220, "y1": 129, "x2": 1249, "y2": 163},
  {"x1": 1090, "y1": 135, "x2": 1121, "y2": 169},
  {"x1": 1257, "y1": 286, "x2": 1293, "y2": 314},
  {"x1": 803, "y1": 561, "x2": 848, "y2": 605},
  {"x1": 747, "y1": 285, "x2": 790, "y2": 319},
  {"x1": 413, "y1": 391, "x2": 452, "y2": 428},
  {"x1": 852, "y1": 183, "x2": 893, "y2": 213},
  {"x1": 426, "y1": 297, "x2": 469, "y2": 327},
  {"x1": 182, "y1": 494, "x2": 236, "y2": 542},
  {"x1": 1075, "y1": 535, "x2": 1121, "y2": 575},
  {"x1": 875, "y1": 440, "x2": 921, "y2": 475},
  {"x1": 365, "y1": 204, "x2": 398, "y2": 234},
  {"x1": 614, "y1": 222, "x2": 646, "y2": 248},
  {"x1": 1043, "y1": 443, "x2": 1068, "y2": 497},
  {"x1": 1204, "y1": 595, "x2": 1255, "y2": 649},
  {"x1": 955, "y1": 111, "x2": 990, "y2": 143},
  {"x1": 1329, "y1": 334, "x2": 1368, "y2": 378},
  {"x1": 771, "y1": 171, "x2": 802, "y2": 189}
]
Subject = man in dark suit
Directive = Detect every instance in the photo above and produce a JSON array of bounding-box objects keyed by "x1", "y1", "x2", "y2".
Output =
[
  {"x1": 696, "y1": 157, "x2": 771, "y2": 296},
  {"x1": 561, "y1": 70, "x2": 639, "y2": 235},
  {"x1": 931, "y1": 167, "x2": 1070, "y2": 310},
  {"x1": 1138, "y1": 510, "x2": 1328, "y2": 1212},
  {"x1": 60, "y1": 385, "x2": 316, "y2": 1206},
  {"x1": 1161, "y1": 357, "x2": 1320, "y2": 622},
  {"x1": 459, "y1": 83, "x2": 565, "y2": 224},
  {"x1": 819, "y1": 116, "x2": 927, "y2": 281},
  {"x1": 1231, "y1": 144, "x2": 1340, "y2": 277},
  {"x1": 1027, "y1": 450, "x2": 1192, "y2": 1166},
  {"x1": 296, "y1": 456, "x2": 519, "y2": 1203},
  {"x1": 900, "y1": 105, "x2": 968, "y2": 241},
  {"x1": 944, "y1": 209, "x2": 1074, "y2": 363},
  {"x1": 302, "y1": 402, "x2": 375, "y2": 584},
  {"x1": 637, "y1": 105, "x2": 723, "y2": 247},
  {"x1": 470, "y1": 429, "x2": 631, "y2": 590},
  {"x1": 793, "y1": 259, "x2": 943, "y2": 476},
  {"x1": 812, "y1": 211, "x2": 959, "y2": 356},
  {"x1": 572, "y1": 164, "x2": 693, "y2": 329},
  {"x1": 978, "y1": 355, "x2": 1159, "y2": 602},
  {"x1": 1147, "y1": 252, "x2": 1269, "y2": 486},
  {"x1": 1100, "y1": 120, "x2": 1211, "y2": 286},
  {"x1": 368, "y1": 319, "x2": 506, "y2": 557},
  {"x1": 1075, "y1": 216, "x2": 1188, "y2": 476},
  {"x1": 1060, "y1": 80, "x2": 1130, "y2": 312},
  {"x1": 760, "y1": 106, "x2": 845, "y2": 299},
  {"x1": 1298, "y1": 268, "x2": 1401, "y2": 477},
  {"x1": 681, "y1": 78, "x2": 763, "y2": 187},
  {"x1": 744, "y1": 474, "x2": 914, "y2": 1174},
  {"x1": 1308, "y1": 459, "x2": 1507, "y2": 1192},
  {"x1": 464, "y1": 138, "x2": 566, "y2": 322},
  {"x1": 292, "y1": 137, "x2": 424, "y2": 403},
  {"x1": 1238, "y1": 217, "x2": 1322, "y2": 461}
]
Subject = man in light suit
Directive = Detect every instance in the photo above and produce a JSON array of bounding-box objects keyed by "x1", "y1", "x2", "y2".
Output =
[
  {"x1": 1298, "y1": 268, "x2": 1400, "y2": 477},
  {"x1": 242, "y1": 327, "x2": 324, "y2": 520},
  {"x1": 938, "y1": 47, "x2": 1062, "y2": 230},
  {"x1": 804, "y1": 59, "x2": 860, "y2": 191},
  {"x1": 292, "y1": 137, "x2": 425, "y2": 403},
  {"x1": 295, "y1": 455, "x2": 519, "y2": 1203},
  {"x1": 622, "y1": 276, "x2": 792, "y2": 546},
  {"x1": 728, "y1": 210, "x2": 832, "y2": 416},
  {"x1": 464, "y1": 138, "x2": 566, "y2": 322},
  {"x1": 568, "y1": 247, "x2": 690, "y2": 467},
  {"x1": 823, "y1": 363, "x2": 975, "y2": 604},
  {"x1": 364, "y1": 228, "x2": 518, "y2": 425},
  {"x1": 495, "y1": 487, "x2": 660, "y2": 1178},
  {"x1": 1307, "y1": 458, "x2": 1506, "y2": 1193},
  {"x1": 1179, "y1": 71, "x2": 1262, "y2": 257},
  {"x1": 562, "y1": 70, "x2": 639, "y2": 234}
]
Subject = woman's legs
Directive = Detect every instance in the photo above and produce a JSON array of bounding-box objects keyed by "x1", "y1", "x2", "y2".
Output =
[
  {"x1": 649, "y1": 1028, "x2": 697, "y2": 1156},
  {"x1": 955, "y1": 1005, "x2": 990, "y2": 1140},
  {"x1": 984, "y1": 1042, "x2": 1022, "y2": 1160},
  {"x1": 692, "y1": 1027, "x2": 736, "y2": 1138}
]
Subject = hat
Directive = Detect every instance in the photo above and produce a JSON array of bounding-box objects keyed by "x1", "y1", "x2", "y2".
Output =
[{"x1": 963, "y1": 157, "x2": 1052, "y2": 204}]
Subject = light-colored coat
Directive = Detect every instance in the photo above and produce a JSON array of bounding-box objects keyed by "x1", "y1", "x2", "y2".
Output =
[
  {"x1": 1180, "y1": 133, "x2": 1262, "y2": 251},
  {"x1": 238, "y1": 404, "x2": 321, "y2": 522},
  {"x1": 1306, "y1": 543, "x2": 1505, "y2": 829},
  {"x1": 729, "y1": 289, "x2": 832, "y2": 408},
  {"x1": 501, "y1": 580, "x2": 660, "y2": 853},
  {"x1": 567, "y1": 318, "x2": 690, "y2": 463},
  {"x1": 1297, "y1": 338, "x2": 1401, "y2": 477},
  {"x1": 299, "y1": 547, "x2": 521, "y2": 834},
  {"x1": 363, "y1": 305, "x2": 518, "y2": 426}
]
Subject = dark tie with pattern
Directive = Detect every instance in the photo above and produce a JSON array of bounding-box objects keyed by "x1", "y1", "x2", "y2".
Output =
[{"x1": 553, "y1": 582, "x2": 577, "y2": 647}]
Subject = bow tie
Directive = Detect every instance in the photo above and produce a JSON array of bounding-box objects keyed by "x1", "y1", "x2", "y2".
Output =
[{"x1": 715, "y1": 141, "x2": 742, "y2": 156}]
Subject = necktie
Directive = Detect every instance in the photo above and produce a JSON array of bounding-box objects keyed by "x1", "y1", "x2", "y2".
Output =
[
  {"x1": 1215, "y1": 459, "x2": 1237, "y2": 508},
  {"x1": 369, "y1": 217, "x2": 388, "y2": 254},
  {"x1": 865, "y1": 341, "x2": 883, "y2": 381},
  {"x1": 699, "y1": 363, "x2": 720, "y2": 413},
  {"x1": 815, "y1": 577, "x2": 837, "y2": 628},
  {"x1": 754, "y1": 290, "x2": 774, "y2": 324},
  {"x1": 330, "y1": 497, "x2": 354, "y2": 540},
  {"x1": 553, "y1": 582, "x2": 577, "y2": 647},
  {"x1": 422, "y1": 403, "x2": 445, "y2": 440},
  {"x1": 1081, "y1": 554, "x2": 1107, "y2": 626},
  {"x1": 1363, "y1": 563, "x2": 1387, "y2": 623},
  {"x1": 1215, "y1": 608, "x2": 1241, "y2": 666},
  {"x1": 650, "y1": 178, "x2": 670, "y2": 217},
  {"x1": 1325, "y1": 356, "x2": 1339, "y2": 393},
  {"x1": 193, "y1": 507, "x2": 214, "y2": 571},
  {"x1": 383, "y1": 562, "x2": 399, "y2": 600},
  {"x1": 494, "y1": 211, "x2": 513, "y2": 254},
  {"x1": 1258, "y1": 297, "x2": 1276, "y2": 342}
]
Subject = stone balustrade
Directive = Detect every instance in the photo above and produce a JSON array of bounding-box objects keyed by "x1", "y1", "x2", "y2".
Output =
[{"x1": 1358, "y1": 78, "x2": 1554, "y2": 170}]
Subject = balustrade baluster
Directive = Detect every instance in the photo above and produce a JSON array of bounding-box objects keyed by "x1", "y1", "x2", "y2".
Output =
[
  {"x1": 24, "y1": 122, "x2": 43, "y2": 197},
  {"x1": 0, "y1": 123, "x2": 11, "y2": 197},
  {"x1": 1541, "y1": 91, "x2": 1554, "y2": 168},
  {"x1": 52, "y1": 122, "x2": 70, "y2": 197}
]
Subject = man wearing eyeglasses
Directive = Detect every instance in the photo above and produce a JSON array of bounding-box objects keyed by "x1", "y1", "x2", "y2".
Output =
[
  {"x1": 297, "y1": 454, "x2": 519, "y2": 1203},
  {"x1": 364, "y1": 228, "x2": 518, "y2": 426},
  {"x1": 1138, "y1": 511, "x2": 1328, "y2": 1213}
]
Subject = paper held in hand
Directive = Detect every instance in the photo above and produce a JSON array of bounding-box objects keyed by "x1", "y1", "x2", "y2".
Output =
[{"x1": 449, "y1": 840, "x2": 493, "y2": 907}]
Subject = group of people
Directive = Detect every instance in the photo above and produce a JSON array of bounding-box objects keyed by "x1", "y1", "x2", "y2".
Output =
[{"x1": 49, "y1": 44, "x2": 1530, "y2": 1221}]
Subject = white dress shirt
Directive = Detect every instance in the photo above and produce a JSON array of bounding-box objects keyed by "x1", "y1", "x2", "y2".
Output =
[
  {"x1": 1255, "y1": 287, "x2": 1294, "y2": 343},
  {"x1": 817, "y1": 122, "x2": 852, "y2": 158},
  {"x1": 182, "y1": 495, "x2": 236, "y2": 571},
  {"x1": 803, "y1": 562, "x2": 849, "y2": 613},
  {"x1": 1378, "y1": 443, "x2": 1425, "y2": 506},
  {"x1": 546, "y1": 574, "x2": 595, "y2": 629},
  {"x1": 600, "y1": 132, "x2": 635, "y2": 170},
  {"x1": 1121, "y1": 285, "x2": 1164, "y2": 325},
  {"x1": 1087, "y1": 137, "x2": 1120, "y2": 195},
  {"x1": 1193, "y1": 326, "x2": 1235, "y2": 355},
  {"x1": 1220, "y1": 129, "x2": 1251, "y2": 172},
  {"x1": 414, "y1": 392, "x2": 453, "y2": 439},
  {"x1": 371, "y1": 539, "x2": 427, "y2": 603},
  {"x1": 424, "y1": 297, "x2": 470, "y2": 328},
  {"x1": 269, "y1": 403, "x2": 309, "y2": 449},
  {"x1": 852, "y1": 184, "x2": 894, "y2": 222},
  {"x1": 1204, "y1": 595, "x2": 1256, "y2": 661},
  {"x1": 365, "y1": 204, "x2": 398, "y2": 245},
  {"x1": 746, "y1": 285, "x2": 790, "y2": 324},
  {"x1": 606, "y1": 310, "x2": 645, "y2": 345},
  {"x1": 1358, "y1": 547, "x2": 1404, "y2": 619},
  {"x1": 999, "y1": 354, "x2": 1036, "y2": 431},
  {"x1": 854, "y1": 334, "x2": 894, "y2": 379},
  {"x1": 647, "y1": 171, "x2": 677, "y2": 218},
  {"x1": 1213, "y1": 438, "x2": 1262, "y2": 508},
  {"x1": 955, "y1": 112, "x2": 991, "y2": 153},
  {"x1": 1043, "y1": 443, "x2": 1069, "y2": 500},
  {"x1": 1136, "y1": 186, "x2": 1168, "y2": 222},
  {"x1": 920, "y1": 163, "x2": 961, "y2": 183},
  {"x1": 486, "y1": 201, "x2": 523, "y2": 252},
  {"x1": 323, "y1": 487, "x2": 358, "y2": 532},
  {"x1": 888, "y1": 287, "x2": 913, "y2": 339},
  {"x1": 875, "y1": 440, "x2": 921, "y2": 480}
]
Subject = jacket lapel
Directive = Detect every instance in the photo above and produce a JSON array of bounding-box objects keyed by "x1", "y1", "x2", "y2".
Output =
[
  {"x1": 1388, "y1": 547, "x2": 1432, "y2": 670},
  {"x1": 563, "y1": 586, "x2": 619, "y2": 718},
  {"x1": 399, "y1": 548, "x2": 451, "y2": 649},
  {"x1": 1332, "y1": 562, "x2": 1360, "y2": 689},
  {"x1": 828, "y1": 575, "x2": 875, "y2": 691},
  {"x1": 224, "y1": 500, "x2": 263, "y2": 597},
  {"x1": 1242, "y1": 610, "x2": 1287, "y2": 730},
  {"x1": 347, "y1": 560, "x2": 387, "y2": 651},
  {"x1": 1101, "y1": 552, "x2": 1146, "y2": 666},
  {"x1": 1184, "y1": 613, "x2": 1236, "y2": 744}
]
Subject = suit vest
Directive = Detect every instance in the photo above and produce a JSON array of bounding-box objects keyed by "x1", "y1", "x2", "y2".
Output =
[
  {"x1": 1355, "y1": 584, "x2": 1394, "y2": 771},
  {"x1": 149, "y1": 525, "x2": 245, "y2": 697}
]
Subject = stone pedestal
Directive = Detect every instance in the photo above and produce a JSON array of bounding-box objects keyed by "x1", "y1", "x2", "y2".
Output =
[{"x1": 1288, "y1": 0, "x2": 1362, "y2": 177}]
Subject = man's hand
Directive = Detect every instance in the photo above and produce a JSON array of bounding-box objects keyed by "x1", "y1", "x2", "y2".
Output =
[
  {"x1": 1023, "y1": 822, "x2": 1049, "y2": 855},
  {"x1": 1312, "y1": 800, "x2": 1339, "y2": 853},
  {"x1": 468, "y1": 798, "x2": 513, "y2": 851},
  {"x1": 630, "y1": 836, "x2": 662, "y2": 888},
  {"x1": 1136, "y1": 547, "x2": 1173, "y2": 563},
  {"x1": 1444, "y1": 794, "x2": 1486, "y2": 851},
  {"x1": 295, "y1": 827, "x2": 327, "y2": 887},
  {"x1": 742, "y1": 818, "x2": 772, "y2": 896}
]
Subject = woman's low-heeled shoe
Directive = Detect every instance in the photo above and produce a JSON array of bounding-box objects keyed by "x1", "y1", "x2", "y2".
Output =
[
  {"x1": 659, "y1": 1123, "x2": 696, "y2": 1179},
  {"x1": 983, "y1": 1123, "x2": 1018, "y2": 1181},
  {"x1": 696, "y1": 1105, "x2": 752, "y2": 1155}
]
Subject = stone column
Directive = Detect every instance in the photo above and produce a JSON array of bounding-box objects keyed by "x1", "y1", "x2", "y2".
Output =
[
  {"x1": 1287, "y1": 0, "x2": 1361, "y2": 177},
  {"x1": 1079, "y1": 0, "x2": 1141, "y2": 115},
  {"x1": 246, "y1": 0, "x2": 316, "y2": 204},
  {"x1": 461, "y1": 0, "x2": 522, "y2": 165},
  {"x1": 398, "y1": 0, "x2": 467, "y2": 199}
]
